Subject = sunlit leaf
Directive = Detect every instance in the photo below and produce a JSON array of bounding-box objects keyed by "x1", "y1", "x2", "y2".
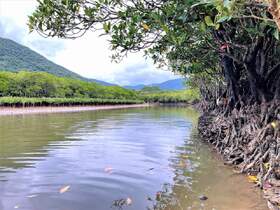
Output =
[
  {"x1": 271, "y1": 121, "x2": 278, "y2": 128},
  {"x1": 264, "y1": 162, "x2": 270, "y2": 169},
  {"x1": 204, "y1": 16, "x2": 214, "y2": 26},
  {"x1": 142, "y1": 23, "x2": 150, "y2": 31}
]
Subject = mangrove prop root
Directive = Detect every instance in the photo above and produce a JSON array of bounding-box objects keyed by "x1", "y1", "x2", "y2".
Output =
[{"x1": 198, "y1": 101, "x2": 280, "y2": 209}]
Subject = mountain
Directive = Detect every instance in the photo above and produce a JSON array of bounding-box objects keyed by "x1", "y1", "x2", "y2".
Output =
[
  {"x1": 124, "y1": 78, "x2": 186, "y2": 90},
  {"x1": 0, "y1": 37, "x2": 115, "y2": 86}
]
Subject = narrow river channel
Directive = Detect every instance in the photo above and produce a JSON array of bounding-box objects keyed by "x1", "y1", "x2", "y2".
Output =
[{"x1": 0, "y1": 107, "x2": 268, "y2": 210}]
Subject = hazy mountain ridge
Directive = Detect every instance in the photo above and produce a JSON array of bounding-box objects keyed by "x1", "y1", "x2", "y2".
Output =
[
  {"x1": 0, "y1": 37, "x2": 115, "y2": 86},
  {"x1": 124, "y1": 78, "x2": 186, "y2": 90}
]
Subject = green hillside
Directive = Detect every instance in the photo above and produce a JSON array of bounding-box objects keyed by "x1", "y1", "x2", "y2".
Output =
[
  {"x1": 0, "y1": 37, "x2": 114, "y2": 86},
  {"x1": 0, "y1": 71, "x2": 137, "y2": 99}
]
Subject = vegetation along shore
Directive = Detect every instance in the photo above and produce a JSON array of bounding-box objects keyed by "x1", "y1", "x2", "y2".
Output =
[{"x1": 0, "y1": 104, "x2": 149, "y2": 116}]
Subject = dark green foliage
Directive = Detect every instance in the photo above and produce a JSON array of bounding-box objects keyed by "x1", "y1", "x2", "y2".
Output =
[
  {"x1": 0, "y1": 71, "x2": 138, "y2": 100},
  {"x1": 28, "y1": 0, "x2": 280, "y2": 107},
  {"x1": 0, "y1": 97, "x2": 143, "y2": 107}
]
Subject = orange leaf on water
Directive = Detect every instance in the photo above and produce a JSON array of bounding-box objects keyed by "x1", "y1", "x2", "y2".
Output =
[
  {"x1": 59, "y1": 185, "x2": 70, "y2": 194},
  {"x1": 248, "y1": 175, "x2": 258, "y2": 183}
]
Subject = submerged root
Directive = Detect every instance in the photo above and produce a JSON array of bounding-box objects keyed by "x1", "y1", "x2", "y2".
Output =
[{"x1": 198, "y1": 101, "x2": 280, "y2": 209}]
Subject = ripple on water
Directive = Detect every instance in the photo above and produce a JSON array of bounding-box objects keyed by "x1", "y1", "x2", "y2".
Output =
[{"x1": 0, "y1": 107, "x2": 268, "y2": 210}]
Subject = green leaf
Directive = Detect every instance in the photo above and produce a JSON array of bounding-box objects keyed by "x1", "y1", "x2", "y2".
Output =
[
  {"x1": 200, "y1": 22, "x2": 207, "y2": 32},
  {"x1": 103, "y1": 22, "x2": 111, "y2": 33},
  {"x1": 216, "y1": 16, "x2": 231, "y2": 23},
  {"x1": 215, "y1": 23, "x2": 220, "y2": 30},
  {"x1": 161, "y1": 24, "x2": 169, "y2": 33},
  {"x1": 204, "y1": 16, "x2": 214, "y2": 26},
  {"x1": 273, "y1": 29, "x2": 279, "y2": 40}
]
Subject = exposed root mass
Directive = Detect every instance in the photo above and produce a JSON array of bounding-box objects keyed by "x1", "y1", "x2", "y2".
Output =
[{"x1": 198, "y1": 101, "x2": 280, "y2": 209}]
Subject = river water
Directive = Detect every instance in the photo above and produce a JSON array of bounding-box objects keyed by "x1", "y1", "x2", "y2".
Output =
[{"x1": 0, "y1": 107, "x2": 268, "y2": 210}]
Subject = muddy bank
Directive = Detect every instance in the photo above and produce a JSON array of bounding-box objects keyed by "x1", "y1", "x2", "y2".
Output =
[
  {"x1": 0, "y1": 104, "x2": 150, "y2": 116},
  {"x1": 197, "y1": 102, "x2": 280, "y2": 209}
]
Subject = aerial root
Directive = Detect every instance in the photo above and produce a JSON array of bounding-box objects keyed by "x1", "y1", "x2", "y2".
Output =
[{"x1": 198, "y1": 101, "x2": 280, "y2": 209}]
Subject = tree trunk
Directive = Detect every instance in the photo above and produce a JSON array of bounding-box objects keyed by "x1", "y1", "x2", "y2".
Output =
[{"x1": 221, "y1": 55, "x2": 239, "y2": 108}]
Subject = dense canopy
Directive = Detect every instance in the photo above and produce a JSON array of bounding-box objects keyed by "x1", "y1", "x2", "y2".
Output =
[{"x1": 29, "y1": 0, "x2": 280, "y2": 111}]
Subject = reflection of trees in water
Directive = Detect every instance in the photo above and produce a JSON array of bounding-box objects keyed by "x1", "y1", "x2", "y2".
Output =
[
  {"x1": 146, "y1": 128, "x2": 212, "y2": 210},
  {"x1": 0, "y1": 106, "x2": 199, "y2": 172},
  {"x1": 0, "y1": 109, "x2": 132, "y2": 172}
]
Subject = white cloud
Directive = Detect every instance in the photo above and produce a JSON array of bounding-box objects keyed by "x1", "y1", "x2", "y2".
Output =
[{"x1": 0, "y1": 0, "x2": 180, "y2": 85}]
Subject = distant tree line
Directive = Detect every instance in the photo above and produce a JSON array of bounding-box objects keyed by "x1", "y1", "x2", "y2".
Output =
[
  {"x1": 140, "y1": 89, "x2": 200, "y2": 104},
  {"x1": 0, "y1": 71, "x2": 138, "y2": 100}
]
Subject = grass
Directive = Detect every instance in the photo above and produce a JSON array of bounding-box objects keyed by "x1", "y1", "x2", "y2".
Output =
[{"x1": 0, "y1": 97, "x2": 144, "y2": 107}]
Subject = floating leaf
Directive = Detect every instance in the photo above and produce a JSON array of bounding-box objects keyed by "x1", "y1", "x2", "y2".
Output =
[
  {"x1": 59, "y1": 185, "x2": 70, "y2": 194},
  {"x1": 181, "y1": 154, "x2": 189, "y2": 159},
  {"x1": 27, "y1": 194, "x2": 38, "y2": 198},
  {"x1": 126, "y1": 197, "x2": 133, "y2": 205},
  {"x1": 248, "y1": 175, "x2": 258, "y2": 183},
  {"x1": 104, "y1": 167, "x2": 113, "y2": 174}
]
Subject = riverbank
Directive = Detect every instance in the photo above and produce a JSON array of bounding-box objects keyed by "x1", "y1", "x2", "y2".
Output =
[
  {"x1": 0, "y1": 104, "x2": 150, "y2": 116},
  {"x1": 197, "y1": 102, "x2": 280, "y2": 210}
]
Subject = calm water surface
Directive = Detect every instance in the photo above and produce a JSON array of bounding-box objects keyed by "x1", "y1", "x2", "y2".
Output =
[{"x1": 0, "y1": 107, "x2": 268, "y2": 210}]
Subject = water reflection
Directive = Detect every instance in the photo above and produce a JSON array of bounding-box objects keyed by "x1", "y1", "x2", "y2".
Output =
[{"x1": 0, "y1": 107, "x2": 267, "y2": 210}]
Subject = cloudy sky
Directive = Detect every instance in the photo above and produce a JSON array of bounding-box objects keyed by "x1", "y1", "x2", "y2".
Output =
[{"x1": 0, "y1": 0, "x2": 180, "y2": 85}]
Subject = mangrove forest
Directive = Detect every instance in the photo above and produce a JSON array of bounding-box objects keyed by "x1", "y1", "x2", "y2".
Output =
[{"x1": 28, "y1": 0, "x2": 280, "y2": 208}]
